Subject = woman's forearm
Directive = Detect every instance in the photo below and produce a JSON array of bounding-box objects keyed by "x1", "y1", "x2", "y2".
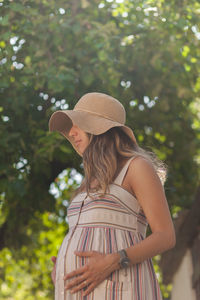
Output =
[
  {"x1": 110, "y1": 231, "x2": 176, "y2": 270},
  {"x1": 126, "y1": 231, "x2": 175, "y2": 265}
]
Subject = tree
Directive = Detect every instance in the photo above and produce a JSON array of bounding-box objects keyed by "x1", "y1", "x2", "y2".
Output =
[{"x1": 0, "y1": 0, "x2": 199, "y2": 298}]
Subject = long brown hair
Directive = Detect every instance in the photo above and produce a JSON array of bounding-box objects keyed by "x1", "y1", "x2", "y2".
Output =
[{"x1": 72, "y1": 127, "x2": 167, "y2": 199}]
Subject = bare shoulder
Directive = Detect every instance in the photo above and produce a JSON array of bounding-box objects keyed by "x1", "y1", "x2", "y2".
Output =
[
  {"x1": 128, "y1": 156, "x2": 157, "y2": 176},
  {"x1": 126, "y1": 156, "x2": 163, "y2": 194}
]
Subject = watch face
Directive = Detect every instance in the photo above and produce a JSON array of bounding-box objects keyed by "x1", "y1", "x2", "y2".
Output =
[{"x1": 121, "y1": 257, "x2": 130, "y2": 268}]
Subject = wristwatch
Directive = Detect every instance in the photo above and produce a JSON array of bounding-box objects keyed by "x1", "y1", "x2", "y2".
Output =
[{"x1": 118, "y1": 249, "x2": 131, "y2": 268}]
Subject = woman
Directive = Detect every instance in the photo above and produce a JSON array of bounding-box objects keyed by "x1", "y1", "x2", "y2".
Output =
[{"x1": 49, "y1": 92, "x2": 176, "y2": 300}]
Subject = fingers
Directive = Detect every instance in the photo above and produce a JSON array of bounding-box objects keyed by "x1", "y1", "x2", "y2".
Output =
[
  {"x1": 74, "y1": 250, "x2": 99, "y2": 257},
  {"x1": 62, "y1": 251, "x2": 104, "y2": 295},
  {"x1": 51, "y1": 256, "x2": 57, "y2": 264},
  {"x1": 51, "y1": 268, "x2": 56, "y2": 285},
  {"x1": 51, "y1": 256, "x2": 57, "y2": 285},
  {"x1": 70, "y1": 279, "x2": 93, "y2": 294},
  {"x1": 65, "y1": 274, "x2": 89, "y2": 290},
  {"x1": 83, "y1": 282, "x2": 96, "y2": 296},
  {"x1": 63, "y1": 265, "x2": 88, "y2": 281}
]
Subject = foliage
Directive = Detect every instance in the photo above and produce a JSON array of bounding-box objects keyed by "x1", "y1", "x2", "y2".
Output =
[
  {"x1": 0, "y1": 0, "x2": 200, "y2": 298},
  {"x1": 0, "y1": 169, "x2": 78, "y2": 299},
  {"x1": 152, "y1": 255, "x2": 172, "y2": 299},
  {"x1": 0, "y1": 212, "x2": 66, "y2": 299}
]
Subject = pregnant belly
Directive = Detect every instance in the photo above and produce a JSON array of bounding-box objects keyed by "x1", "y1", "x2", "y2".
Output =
[
  {"x1": 55, "y1": 227, "x2": 162, "y2": 300},
  {"x1": 57, "y1": 226, "x2": 143, "y2": 283}
]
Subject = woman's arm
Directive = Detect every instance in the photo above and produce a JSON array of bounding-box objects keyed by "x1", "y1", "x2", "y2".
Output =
[
  {"x1": 63, "y1": 157, "x2": 176, "y2": 296},
  {"x1": 117, "y1": 156, "x2": 176, "y2": 265}
]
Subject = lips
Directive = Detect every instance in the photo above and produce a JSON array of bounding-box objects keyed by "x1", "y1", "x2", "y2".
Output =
[{"x1": 74, "y1": 140, "x2": 81, "y2": 146}]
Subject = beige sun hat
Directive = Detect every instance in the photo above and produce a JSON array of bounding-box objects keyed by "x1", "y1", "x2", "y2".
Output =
[{"x1": 48, "y1": 92, "x2": 137, "y2": 150}]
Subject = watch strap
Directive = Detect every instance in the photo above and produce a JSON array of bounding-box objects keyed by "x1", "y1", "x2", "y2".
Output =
[
  {"x1": 118, "y1": 249, "x2": 127, "y2": 259},
  {"x1": 118, "y1": 249, "x2": 130, "y2": 268}
]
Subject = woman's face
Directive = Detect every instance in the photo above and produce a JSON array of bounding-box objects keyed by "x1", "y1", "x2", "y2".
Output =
[{"x1": 68, "y1": 124, "x2": 90, "y2": 155}]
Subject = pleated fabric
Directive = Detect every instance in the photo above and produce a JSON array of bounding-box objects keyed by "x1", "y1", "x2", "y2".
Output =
[{"x1": 55, "y1": 157, "x2": 163, "y2": 300}]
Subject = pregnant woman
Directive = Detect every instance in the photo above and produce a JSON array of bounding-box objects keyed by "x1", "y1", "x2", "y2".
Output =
[{"x1": 48, "y1": 92, "x2": 176, "y2": 300}]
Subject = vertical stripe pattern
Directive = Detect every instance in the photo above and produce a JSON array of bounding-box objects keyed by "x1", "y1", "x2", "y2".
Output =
[{"x1": 55, "y1": 157, "x2": 163, "y2": 300}]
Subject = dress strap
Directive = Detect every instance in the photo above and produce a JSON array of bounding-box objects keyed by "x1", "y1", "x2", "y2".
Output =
[{"x1": 113, "y1": 156, "x2": 139, "y2": 185}]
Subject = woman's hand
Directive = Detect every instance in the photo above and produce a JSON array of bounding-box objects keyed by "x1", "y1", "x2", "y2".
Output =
[
  {"x1": 63, "y1": 250, "x2": 119, "y2": 296},
  {"x1": 51, "y1": 256, "x2": 57, "y2": 286}
]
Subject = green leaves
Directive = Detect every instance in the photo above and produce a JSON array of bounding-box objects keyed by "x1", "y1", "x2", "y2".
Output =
[
  {"x1": 0, "y1": 0, "x2": 199, "y2": 298},
  {"x1": 0, "y1": 211, "x2": 67, "y2": 299}
]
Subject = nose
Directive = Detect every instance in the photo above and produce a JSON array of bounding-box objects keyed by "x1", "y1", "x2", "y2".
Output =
[{"x1": 68, "y1": 125, "x2": 77, "y2": 138}]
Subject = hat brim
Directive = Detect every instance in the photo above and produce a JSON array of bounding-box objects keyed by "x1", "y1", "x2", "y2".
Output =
[{"x1": 49, "y1": 110, "x2": 137, "y2": 150}]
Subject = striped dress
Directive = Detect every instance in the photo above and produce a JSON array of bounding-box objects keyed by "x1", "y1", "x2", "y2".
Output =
[{"x1": 55, "y1": 157, "x2": 163, "y2": 300}]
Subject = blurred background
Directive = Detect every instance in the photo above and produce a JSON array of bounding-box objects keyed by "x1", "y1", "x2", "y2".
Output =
[{"x1": 0, "y1": 0, "x2": 200, "y2": 299}]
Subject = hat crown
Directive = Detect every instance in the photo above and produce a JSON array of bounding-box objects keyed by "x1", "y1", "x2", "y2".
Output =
[{"x1": 74, "y1": 92, "x2": 126, "y2": 124}]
